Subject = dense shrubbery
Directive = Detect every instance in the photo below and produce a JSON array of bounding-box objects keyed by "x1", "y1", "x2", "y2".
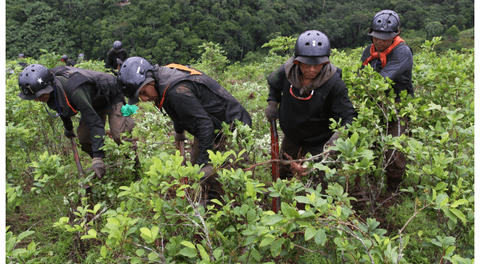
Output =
[{"x1": 5, "y1": 37, "x2": 474, "y2": 263}]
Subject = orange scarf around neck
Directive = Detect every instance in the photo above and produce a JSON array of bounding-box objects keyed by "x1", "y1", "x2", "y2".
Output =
[{"x1": 363, "y1": 36, "x2": 405, "y2": 68}]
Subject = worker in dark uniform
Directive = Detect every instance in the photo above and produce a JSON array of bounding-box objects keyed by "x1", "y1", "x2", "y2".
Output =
[
  {"x1": 61, "y1": 55, "x2": 76, "y2": 66},
  {"x1": 18, "y1": 53, "x2": 27, "y2": 68},
  {"x1": 105, "y1": 41, "x2": 128, "y2": 72},
  {"x1": 360, "y1": 10, "x2": 414, "y2": 189},
  {"x1": 78, "y1": 53, "x2": 86, "y2": 63},
  {"x1": 17, "y1": 64, "x2": 136, "y2": 179},
  {"x1": 117, "y1": 56, "x2": 252, "y2": 180},
  {"x1": 265, "y1": 30, "x2": 357, "y2": 187}
]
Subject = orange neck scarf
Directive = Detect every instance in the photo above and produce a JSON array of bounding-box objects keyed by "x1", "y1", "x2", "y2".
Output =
[{"x1": 363, "y1": 36, "x2": 405, "y2": 68}]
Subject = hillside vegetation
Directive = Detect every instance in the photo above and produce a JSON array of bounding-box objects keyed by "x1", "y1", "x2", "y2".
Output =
[
  {"x1": 5, "y1": 36, "x2": 474, "y2": 263},
  {"x1": 6, "y1": 0, "x2": 474, "y2": 65}
]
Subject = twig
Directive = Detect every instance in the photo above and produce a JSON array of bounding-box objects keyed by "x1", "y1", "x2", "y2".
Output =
[
  {"x1": 397, "y1": 202, "x2": 430, "y2": 264},
  {"x1": 373, "y1": 191, "x2": 406, "y2": 214},
  {"x1": 242, "y1": 154, "x2": 341, "y2": 172},
  {"x1": 131, "y1": 241, "x2": 166, "y2": 264}
]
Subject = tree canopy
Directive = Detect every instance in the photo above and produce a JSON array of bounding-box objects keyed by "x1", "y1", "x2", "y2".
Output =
[{"x1": 6, "y1": 0, "x2": 474, "y2": 65}]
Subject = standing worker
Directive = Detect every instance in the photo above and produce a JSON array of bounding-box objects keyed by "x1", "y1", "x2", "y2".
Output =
[
  {"x1": 78, "y1": 53, "x2": 86, "y2": 63},
  {"x1": 265, "y1": 30, "x2": 357, "y2": 188},
  {"x1": 360, "y1": 10, "x2": 413, "y2": 189},
  {"x1": 117, "y1": 56, "x2": 252, "y2": 181},
  {"x1": 17, "y1": 64, "x2": 136, "y2": 179},
  {"x1": 105, "y1": 41, "x2": 128, "y2": 72},
  {"x1": 18, "y1": 53, "x2": 27, "y2": 68}
]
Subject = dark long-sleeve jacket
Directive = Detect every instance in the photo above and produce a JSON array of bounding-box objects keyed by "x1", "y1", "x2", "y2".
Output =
[
  {"x1": 105, "y1": 49, "x2": 128, "y2": 70},
  {"x1": 152, "y1": 65, "x2": 252, "y2": 165},
  {"x1": 361, "y1": 43, "x2": 414, "y2": 99},
  {"x1": 267, "y1": 65, "x2": 356, "y2": 147},
  {"x1": 46, "y1": 66, "x2": 125, "y2": 157}
]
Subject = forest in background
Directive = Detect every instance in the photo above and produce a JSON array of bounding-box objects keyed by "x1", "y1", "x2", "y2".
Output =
[{"x1": 6, "y1": 0, "x2": 474, "y2": 65}]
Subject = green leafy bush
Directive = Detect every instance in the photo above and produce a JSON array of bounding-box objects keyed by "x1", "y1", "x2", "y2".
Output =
[{"x1": 5, "y1": 37, "x2": 474, "y2": 263}]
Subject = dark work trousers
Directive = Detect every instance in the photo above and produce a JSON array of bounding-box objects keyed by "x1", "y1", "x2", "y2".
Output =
[
  {"x1": 385, "y1": 117, "x2": 408, "y2": 189},
  {"x1": 77, "y1": 101, "x2": 135, "y2": 157}
]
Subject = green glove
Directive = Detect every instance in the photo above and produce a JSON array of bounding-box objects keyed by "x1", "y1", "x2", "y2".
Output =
[{"x1": 121, "y1": 104, "x2": 139, "y2": 116}]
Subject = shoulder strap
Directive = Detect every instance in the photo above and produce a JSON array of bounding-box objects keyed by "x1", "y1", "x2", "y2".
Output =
[{"x1": 165, "y1": 63, "x2": 202, "y2": 75}]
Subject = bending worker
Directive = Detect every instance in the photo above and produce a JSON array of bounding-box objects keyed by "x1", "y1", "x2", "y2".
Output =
[
  {"x1": 18, "y1": 64, "x2": 136, "y2": 179},
  {"x1": 117, "y1": 56, "x2": 252, "y2": 180}
]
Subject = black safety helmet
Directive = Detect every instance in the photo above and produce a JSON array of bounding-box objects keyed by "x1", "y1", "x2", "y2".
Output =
[
  {"x1": 61, "y1": 54, "x2": 68, "y2": 61},
  {"x1": 113, "y1": 41, "x2": 122, "y2": 51},
  {"x1": 117, "y1": 56, "x2": 155, "y2": 104},
  {"x1": 18, "y1": 53, "x2": 25, "y2": 58},
  {"x1": 368, "y1": 10, "x2": 400, "y2": 40},
  {"x1": 294, "y1": 30, "x2": 331, "y2": 65},
  {"x1": 18, "y1": 64, "x2": 54, "y2": 100}
]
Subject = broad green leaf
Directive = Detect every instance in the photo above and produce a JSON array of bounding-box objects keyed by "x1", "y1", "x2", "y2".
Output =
[
  {"x1": 100, "y1": 246, "x2": 107, "y2": 258},
  {"x1": 213, "y1": 248, "x2": 222, "y2": 260},
  {"x1": 151, "y1": 226, "x2": 159, "y2": 240},
  {"x1": 179, "y1": 247, "x2": 198, "y2": 258},
  {"x1": 197, "y1": 244, "x2": 210, "y2": 261},
  {"x1": 265, "y1": 214, "x2": 283, "y2": 225},
  {"x1": 445, "y1": 246, "x2": 455, "y2": 256},
  {"x1": 17, "y1": 230, "x2": 34, "y2": 241},
  {"x1": 93, "y1": 203, "x2": 102, "y2": 214},
  {"x1": 271, "y1": 238, "x2": 283, "y2": 257},
  {"x1": 450, "y1": 199, "x2": 468, "y2": 208},
  {"x1": 259, "y1": 235, "x2": 275, "y2": 247},
  {"x1": 350, "y1": 131, "x2": 359, "y2": 144},
  {"x1": 247, "y1": 209, "x2": 256, "y2": 222},
  {"x1": 449, "y1": 208, "x2": 467, "y2": 225},
  {"x1": 181, "y1": 240, "x2": 196, "y2": 249},
  {"x1": 294, "y1": 196, "x2": 311, "y2": 204},
  {"x1": 148, "y1": 252, "x2": 159, "y2": 260},
  {"x1": 87, "y1": 229, "x2": 97, "y2": 238},
  {"x1": 305, "y1": 227, "x2": 316, "y2": 241},
  {"x1": 251, "y1": 248, "x2": 261, "y2": 261},
  {"x1": 140, "y1": 227, "x2": 151, "y2": 238},
  {"x1": 314, "y1": 229, "x2": 327, "y2": 246},
  {"x1": 246, "y1": 181, "x2": 255, "y2": 198}
]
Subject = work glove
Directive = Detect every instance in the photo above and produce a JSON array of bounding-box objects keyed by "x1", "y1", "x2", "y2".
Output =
[
  {"x1": 64, "y1": 129, "x2": 76, "y2": 138},
  {"x1": 88, "y1": 157, "x2": 106, "y2": 179},
  {"x1": 324, "y1": 132, "x2": 341, "y2": 155},
  {"x1": 265, "y1": 101, "x2": 279, "y2": 121},
  {"x1": 199, "y1": 164, "x2": 213, "y2": 183},
  {"x1": 174, "y1": 131, "x2": 187, "y2": 142}
]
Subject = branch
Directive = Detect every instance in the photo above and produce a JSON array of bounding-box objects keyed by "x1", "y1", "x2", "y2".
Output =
[
  {"x1": 242, "y1": 151, "x2": 341, "y2": 172},
  {"x1": 397, "y1": 202, "x2": 431, "y2": 264}
]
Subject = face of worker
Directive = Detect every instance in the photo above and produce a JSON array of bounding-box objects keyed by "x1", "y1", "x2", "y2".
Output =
[
  {"x1": 373, "y1": 36, "x2": 395, "y2": 52},
  {"x1": 35, "y1": 93, "x2": 50, "y2": 102},
  {"x1": 299, "y1": 62, "x2": 324, "y2": 80},
  {"x1": 138, "y1": 82, "x2": 159, "y2": 102}
]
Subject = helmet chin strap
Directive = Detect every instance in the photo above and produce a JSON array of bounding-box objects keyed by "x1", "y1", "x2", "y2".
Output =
[{"x1": 43, "y1": 81, "x2": 63, "y2": 118}]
